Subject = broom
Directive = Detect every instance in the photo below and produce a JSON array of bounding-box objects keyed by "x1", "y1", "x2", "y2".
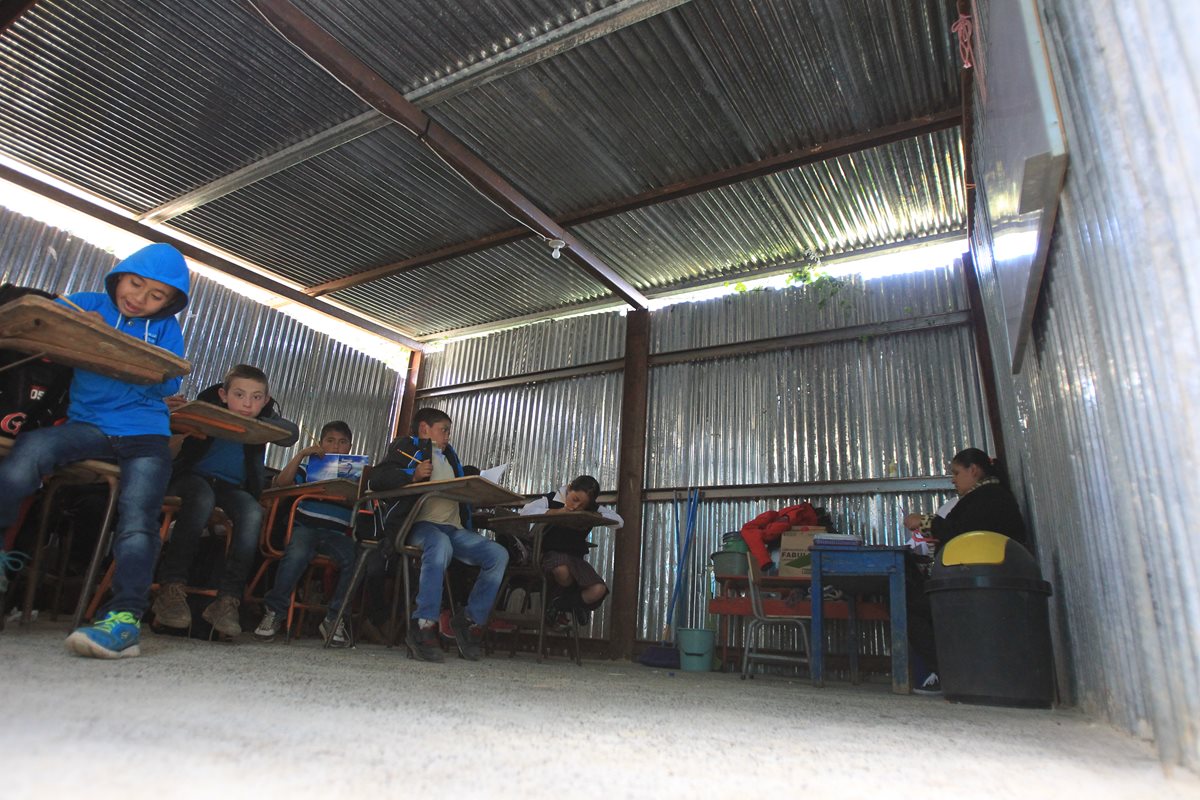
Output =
[{"x1": 639, "y1": 488, "x2": 699, "y2": 668}]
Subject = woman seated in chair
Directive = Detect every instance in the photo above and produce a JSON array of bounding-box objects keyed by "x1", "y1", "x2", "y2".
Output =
[
  {"x1": 519, "y1": 475, "x2": 622, "y2": 627},
  {"x1": 902, "y1": 447, "x2": 1028, "y2": 695}
]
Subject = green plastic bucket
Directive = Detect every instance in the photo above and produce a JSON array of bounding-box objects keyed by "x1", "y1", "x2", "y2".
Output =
[{"x1": 677, "y1": 627, "x2": 715, "y2": 672}]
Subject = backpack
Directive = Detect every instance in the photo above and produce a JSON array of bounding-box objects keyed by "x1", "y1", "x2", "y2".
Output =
[{"x1": 0, "y1": 284, "x2": 73, "y2": 437}]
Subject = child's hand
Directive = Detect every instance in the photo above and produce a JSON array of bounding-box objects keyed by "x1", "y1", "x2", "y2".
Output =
[
  {"x1": 299, "y1": 444, "x2": 326, "y2": 459},
  {"x1": 164, "y1": 395, "x2": 188, "y2": 412},
  {"x1": 413, "y1": 459, "x2": 433, "y2": 481}
]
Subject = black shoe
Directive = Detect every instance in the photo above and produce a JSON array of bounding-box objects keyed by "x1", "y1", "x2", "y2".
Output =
[
  {"x1": 405, "y1": 622, "x2": 444, "y2": 663},
  {"x1": 573, "y1": 606, "x2": 591, "y2": 626},
  {"x1": 450, "y1": 610, "x2": 484, "y2": 661}
]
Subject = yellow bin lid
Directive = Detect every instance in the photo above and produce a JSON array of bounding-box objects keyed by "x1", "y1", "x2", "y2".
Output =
[{"x1": 941, "y1": 531, "x2": 1009, "y2": 566}]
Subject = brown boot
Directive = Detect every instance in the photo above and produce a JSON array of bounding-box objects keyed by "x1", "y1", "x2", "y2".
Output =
[
  {"x1": 151, "y1": 582, "x2": 192, "y2": 629},
  {"x1": 201, "y1": 595, "x2": 242, "y2": 637}
]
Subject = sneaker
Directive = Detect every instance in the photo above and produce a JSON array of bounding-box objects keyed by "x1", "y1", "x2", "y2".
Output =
[
  {"x1": 405, "y1": 621, "x2": 444, "y2": 662},
  {"x1": 201, "y1": 595, "x2": 242, "y2": 637},
  {"x1": 913, "y1": 672, "x2": 943, "y2": 696},
  {"x1": 573, "y1": 606, "x2": 591, "y2": 626},
  {"x1": 151, "y1": 582, "x2": 192, "y2": 629},
  {"x1": 254, "y1": 610, "x2": 282, "y2": 641},
  {"x1": 450, "y1": 610, "x2": 484, "y2": 661},
  {"x1": 65, "y1": 611, "x2": 141, "y2": 659},
  {"x1": 320, "y1": 615, "x2": 350, "y2": 648}
]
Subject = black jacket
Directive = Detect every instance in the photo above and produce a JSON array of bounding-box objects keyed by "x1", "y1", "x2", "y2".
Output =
[
  {"x1": 540, "y1": 493, "x2": 599, "y2": 557},
  {"x1": 172, "y1": 383, "x2": 300, "y2": 499},
  {"x1": 931, "y1": 479, "x2": 1028, "y2": 547},
  {"x1": 370, "y1": 434, "x2": 472, "y2": 533}
]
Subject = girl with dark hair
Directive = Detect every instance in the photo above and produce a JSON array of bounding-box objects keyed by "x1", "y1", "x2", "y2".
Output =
[{"x1": 519, "y1": 475, "x2": 623, "y2": 626}]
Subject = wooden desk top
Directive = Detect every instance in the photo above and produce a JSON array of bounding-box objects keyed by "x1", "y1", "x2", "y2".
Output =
[
  {"x1": 488, "y1": 511, "x2": 618, "y2": 530},
  {"x1": 170, "y1": 401, "x2": 292, "y2": 444},
  {"x1": 259, "y1": 478, "x2": 359, "y2": 503},
  {"x1": 371, "y1": 476, "x2": 525, "y2": 508},
  {"x1": 0, "y1": 295, "x2": 191, "y2": 385}
]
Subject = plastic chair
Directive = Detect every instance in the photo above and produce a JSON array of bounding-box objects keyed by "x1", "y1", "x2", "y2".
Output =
[{"x1": 741, "y1": 551, "x2": 811, "y2": 679}]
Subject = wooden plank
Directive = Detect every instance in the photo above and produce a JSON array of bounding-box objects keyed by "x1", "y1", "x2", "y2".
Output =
[
  {"x1": 708, "y1": 596, "x2": 890, "y2": 621},
  {"x1": 369, "y1": 475, "x2": 526, "y2": 508},
  {"x1": 0, "y1": 296, "x2": 191, "y2": 385},
  {"x1": 259, "y1": 478, "x2": 360, "y2": 503},
  {"x1": 489, "y1": 511, "x2": 618, "y2": 530},
  {"x1": 170, "y1": 401, "x2": 292, "y2": 444}
]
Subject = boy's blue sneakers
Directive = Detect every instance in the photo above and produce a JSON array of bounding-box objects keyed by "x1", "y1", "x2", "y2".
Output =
[{"x1": 65, "y1": 611, "x2": 142, "y2": 659}]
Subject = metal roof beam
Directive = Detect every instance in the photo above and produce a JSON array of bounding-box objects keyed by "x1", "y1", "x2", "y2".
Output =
[
  {"x1": 139, "y1": 0, "x2": 693, "y2": 225},
  {"x1": 306, "y1": 109, "x2": 961, "y2": 297},
  {"x1": 0, "y1": 163, "x2": 425, "y2": 350},
  {"x1": 0, "y1": 1, "x2": 38, "y2": 36},
  {"x1": 250, "y1": 0, "x2": 649, "y2": 310}
]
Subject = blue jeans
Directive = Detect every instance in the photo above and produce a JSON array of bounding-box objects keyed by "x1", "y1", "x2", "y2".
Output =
[
  {"x1": 159, "y1": 473, "x2": 263, "y2": 598},
  {"x1": 408, "y1": 522, "x2": 508, "y2": 625},
  {"x1": 263, "y1": 521, "x2": 356, "y2": 617},
  {"x1": 0, "y1": 422, "x2": 171, "y2": 617}
]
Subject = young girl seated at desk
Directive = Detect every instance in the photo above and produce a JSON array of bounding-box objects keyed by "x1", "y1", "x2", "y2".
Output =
[{"x1": 519, "y1": 475, "x2": 622, "y2": 626}]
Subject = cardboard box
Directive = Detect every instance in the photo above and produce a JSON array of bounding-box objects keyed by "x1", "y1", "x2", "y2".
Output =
[
  {"x1": 778, "y1": 528, "x2": 826, "y2": 577},
  {"x1": 305, "y1": 454, "x2": 369, "y2": 482}
]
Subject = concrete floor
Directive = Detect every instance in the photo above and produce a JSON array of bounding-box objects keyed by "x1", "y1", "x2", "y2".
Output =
[{"x1": 2, "y1": 621, "x2": 1196, "y2": 799}]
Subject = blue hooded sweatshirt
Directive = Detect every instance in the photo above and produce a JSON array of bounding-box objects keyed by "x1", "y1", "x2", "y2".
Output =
[{"x1": 58, "y1": 243, "x2": 191, "y2": 437}]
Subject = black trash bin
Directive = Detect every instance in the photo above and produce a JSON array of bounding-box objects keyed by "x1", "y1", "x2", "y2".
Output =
[{"x1": 926, "y1": 531, "x2": 1054, "y2": 708}]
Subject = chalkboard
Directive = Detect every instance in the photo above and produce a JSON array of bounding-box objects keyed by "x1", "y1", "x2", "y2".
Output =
[{"x1": 971, "y1": 0, "x2": 1068, "y2": 370}]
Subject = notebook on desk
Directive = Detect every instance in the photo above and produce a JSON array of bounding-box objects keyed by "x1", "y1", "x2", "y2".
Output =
[{"x1": 305, "y1": 454, "x2": 370, "y2": 481}]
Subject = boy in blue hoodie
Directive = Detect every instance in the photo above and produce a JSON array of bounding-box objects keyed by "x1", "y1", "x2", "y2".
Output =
[{"x1": 0, "y1": 243, "x2": 190, "y2": 659}]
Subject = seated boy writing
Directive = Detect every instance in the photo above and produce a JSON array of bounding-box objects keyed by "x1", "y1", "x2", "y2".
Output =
[
  {"x1": 152, "y1": 364, "x2": 299, "y2": 636},
  {"x1": 0, "y1": 243, "x2": 190, "y2": 658},
  {"x1": 254, "y1": 420, "x2": 359, "y2": 647},
  {"x1": 519, "y1": 475, "x2": 622, "y2": 626},
  {"x1": 369, "y1": 407, "x2": 507, "y2": 662}
]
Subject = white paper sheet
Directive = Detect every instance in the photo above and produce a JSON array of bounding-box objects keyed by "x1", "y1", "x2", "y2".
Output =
[{"x1": 480, "y1": 463, "x2": 508, "y2": 484}]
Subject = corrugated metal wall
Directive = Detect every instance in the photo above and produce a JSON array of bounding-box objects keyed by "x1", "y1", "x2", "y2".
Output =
[
  {"x1": 422, "y1": 263, "x2": 981, "y2": 647},
  {"x1": 0, "y1": 208, "x2": 405, "y2": 465},
  {"x1": 969, "y1": 0, "x2": 1200, "y2": 769}
]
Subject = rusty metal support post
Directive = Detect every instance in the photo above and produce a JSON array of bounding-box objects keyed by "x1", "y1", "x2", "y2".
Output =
[{"x1": 610, "y1": 309, "x2": 650, "y2": 659}]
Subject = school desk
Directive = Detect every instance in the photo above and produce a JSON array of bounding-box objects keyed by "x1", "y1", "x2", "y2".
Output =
[
  {"x1": 0, "y1": 295, "x2": 190, "y2": 384},
  {"x1": 169, "y1": 401, "x2": 293, "y2": 444},
  {"x1": 248, "y1": 478, "x2": 362, "y2": 637},
  {"x1": 324, "y1": 475, "x2": 526, "y2": 648},
  {"x1": 486, "y1": 511, "x2": 619, "y2": 664}
]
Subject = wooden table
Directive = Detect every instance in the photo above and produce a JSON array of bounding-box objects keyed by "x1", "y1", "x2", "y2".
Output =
[
  {"x1": 170, "y1": 401, "x2": 292, "y2": 444},
  {"x1": 0, "y1": 295, "x2": 190, "y2": 384},
  {"x1": 809, "y1": 546, "x2": 909, "y2": 694},
  {"x1": 324, "y1": 476, "x2": 527, "y2": 648}
]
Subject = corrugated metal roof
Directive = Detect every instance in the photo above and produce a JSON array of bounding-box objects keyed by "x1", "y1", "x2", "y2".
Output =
[{"x1": 0, "y1": 0, "x2": 964, "y2": 338}]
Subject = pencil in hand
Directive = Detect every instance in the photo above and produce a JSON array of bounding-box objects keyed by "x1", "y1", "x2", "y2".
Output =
[{"x1": 58, "y1": 296, "x2": 87, "y2": 313}]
